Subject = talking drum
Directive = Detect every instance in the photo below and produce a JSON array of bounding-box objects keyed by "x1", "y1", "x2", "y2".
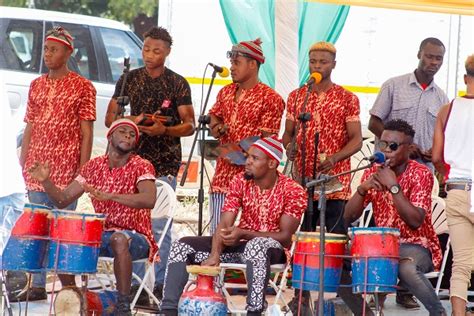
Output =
[
  {"x1": 54, "y1": 287, "x2": 117, "y2": 316},
  {"x1": 292, "y1": 232, "x2": 347, "y2": 292},
  {"x1": 2, "y1": 203, "x2": 51, "y2": 271},
  {"x1": 47, "y1": 210, "x2": 105, "y2": 274},
  {"x1": 350, "y1": 227, "x2": 400, "y2": 293}
]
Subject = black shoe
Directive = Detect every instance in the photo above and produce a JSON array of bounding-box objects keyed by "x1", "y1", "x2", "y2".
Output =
[
  {"x1": 130, "y1": 284, "x2": 150, "y2": 306},
  {"x1": 287, "y1": 296, "x2": 312, "y2": 316},
  {"x1": 116, "y1": 294, "x2": 132, "y2": 316},
  {"x1": 9, "y1": 287, "x2": 47, "y2": 302},
  {"x1": 396, "y1": 293, "x2": 420, "y2": 309}
]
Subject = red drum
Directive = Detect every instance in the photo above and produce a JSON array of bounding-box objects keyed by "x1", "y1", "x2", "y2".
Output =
[
  {"x1": 54, "y1": 288, "x2": 117, "y2": 316},
  {"x1": 2, "y1": 203, "x2": 51, "y2": 271},
  {"x1": 47, "y1": 210, "x2": 105, "y2": 274}
]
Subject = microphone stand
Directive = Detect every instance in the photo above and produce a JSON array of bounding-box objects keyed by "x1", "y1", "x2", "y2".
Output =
[
  {"x1": 115, "y1": 57, "x2": 131, "y2": 120},
  {"x1": 180, "y1": 69, "x2": 219, "y2": 236},
  {"x1": 306, "y1": 163, "x2": 375, "y2": 316}
]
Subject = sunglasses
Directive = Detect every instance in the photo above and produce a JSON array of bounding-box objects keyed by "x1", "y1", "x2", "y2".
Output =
[
  {"x1": 226, "y1": 50, "x2": 252, "y2": 60},
  {"x1": 379, "y1": 140, "x2": 409, "y2": 151}
]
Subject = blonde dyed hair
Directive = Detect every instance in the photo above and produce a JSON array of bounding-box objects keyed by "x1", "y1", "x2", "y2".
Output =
[{"x1": 309, "y1": 41, "x2": 337, "y2": 57}]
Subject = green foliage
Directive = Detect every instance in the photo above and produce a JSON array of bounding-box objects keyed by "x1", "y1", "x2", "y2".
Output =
[{"x1": 1, "y1": 0, "x2": 157, "y2": 25}]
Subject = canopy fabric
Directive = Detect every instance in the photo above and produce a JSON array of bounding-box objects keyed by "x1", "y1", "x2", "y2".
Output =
[{"x1": 308, "y1": 0, "x2": 474, "y2": 16}]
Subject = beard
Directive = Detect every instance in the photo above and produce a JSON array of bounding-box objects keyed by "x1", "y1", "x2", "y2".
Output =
[{"x1": 243, "y1": 172, "x2": 254, "y2": 180}]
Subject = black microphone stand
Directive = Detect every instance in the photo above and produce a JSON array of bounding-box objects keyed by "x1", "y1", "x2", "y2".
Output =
[
  {"x1": 115, "y1": 57, "x2": 131, "y2": 120},
  {"x1": 180, "y1": 69, "x2": 219, "y2": 236},
  {"x1": 306, "y1": 163, "x2": 375, "y2": 316}
]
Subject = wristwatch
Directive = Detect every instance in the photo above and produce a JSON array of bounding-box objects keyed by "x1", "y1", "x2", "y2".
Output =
[{"x1": 389, "y1": 184, "x2": 401, "y2": 195}]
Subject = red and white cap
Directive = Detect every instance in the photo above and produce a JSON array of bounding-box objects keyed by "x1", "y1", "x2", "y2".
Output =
[
  {"x1": 107, "y1": 118, "x2": 140, "y2": 144},
  {"x1": 251, "y1": 135, "x2": 284, "y2": 163}
]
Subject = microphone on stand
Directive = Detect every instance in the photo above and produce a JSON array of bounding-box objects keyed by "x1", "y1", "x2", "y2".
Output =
[
  {"x1": 208, "y1": 63, "x2": 230, "y2": 78},
  {"x1": 362, "y1": 151, "x2": 386, "y2": 164}
]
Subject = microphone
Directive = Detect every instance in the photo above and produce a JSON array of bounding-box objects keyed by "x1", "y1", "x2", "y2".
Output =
[
  {"x1": 363, "y1": 151, "x2": 386, "y2": 164},
  {"x1": 209, "y1": 63, "x2": 230, "y2": 78},
  {"x1": 307, "y1": 72, "x2": 322, "y2": 85}
]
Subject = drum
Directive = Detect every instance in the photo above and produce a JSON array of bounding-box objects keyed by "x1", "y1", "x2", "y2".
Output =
[
  {"x1": 292, "y1": 232, "x2": 347, "y2": 292},
  {"x1": 2, "y1": 203, "x2": 51, "y2": 271},
  {"x1": 350, "y1": 227, "x2": 400, "y2": 293},
  {"x1": 47, "y1": 210, "x2": 105, "y2": 274},
  {"x1": 54, "y1": 288, "x2": 117, "y2": 316}
]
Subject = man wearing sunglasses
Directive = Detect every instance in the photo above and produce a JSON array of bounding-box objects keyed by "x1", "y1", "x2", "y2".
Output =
[
  {"x1": 432, "y1": 55, "x2": 473, "y2": 316},
  {"x1": 368, "y1": 38, "x2": 448, "y2": 171},
  {"x1": 341, "y1": 119, "x2": 445, "y2": 316}
]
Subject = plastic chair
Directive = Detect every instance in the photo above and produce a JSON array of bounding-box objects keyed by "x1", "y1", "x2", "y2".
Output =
[{"x1": 95, "y1": 179, "x2": 177, "y2": 309}]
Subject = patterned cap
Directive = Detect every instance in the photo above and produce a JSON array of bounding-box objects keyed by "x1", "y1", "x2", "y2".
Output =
[
  {"x1": 107, "y1": 118, "x2": 140, "y2": 144},
  {"x1": 251, "y1": 135, "x2": 283, "y2": 163},
  {"x1": 45, "y1": 26, "x2": 74, "y2": 51},
  {"x1": 227, "y1": 38, "x2": 265, "y2": 64}
]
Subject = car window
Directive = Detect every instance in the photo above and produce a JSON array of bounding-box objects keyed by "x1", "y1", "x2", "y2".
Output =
[
  {"x1": 98, "y1": 27, "x2": 143, "y2": 82},
  {"x1": 0, "y1": 19, "x2": 43, "y2": 73}
]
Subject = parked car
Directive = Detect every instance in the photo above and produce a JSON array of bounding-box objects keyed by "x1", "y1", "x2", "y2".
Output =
[{"x1": 0, "y1": 6, "x2": 144, "y2": 153}]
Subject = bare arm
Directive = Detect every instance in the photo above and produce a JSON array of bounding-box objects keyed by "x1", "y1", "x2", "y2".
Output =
[
  {"x1": 282, "y1": 119, "x2": 296, "y2": 148},
  {"x1": 138, "y1": 104, "x2": 195, "y2": 137},
  {"x1": 208, "y1": 114, "x2": 225, "y2": 138},
  {"x1": 79, "y1": 120, "x2": 93, "y2": 168},
  {"x1": 87, "y1": 179, "x2": 156, "y2": 209},
  {"x1": 20, "y1": 123, "x2": 33, "y2": 168},
  {"x1": 432, "y1": 104, "x2": 449, "y2": 176},
  {"x1": 104, "y1": 98, "x2": 138, "y2": 127},
  {"x1": 202, "y1": 211, "x2": 238, "y2": 266},
  {"x1": 368, "y1": 115, "x2": 384, "y2": 139}
]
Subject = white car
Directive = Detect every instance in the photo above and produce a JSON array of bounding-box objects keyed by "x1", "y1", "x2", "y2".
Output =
[{"x1": 0, "y1": 6, "x2": 144, "y2": 153}]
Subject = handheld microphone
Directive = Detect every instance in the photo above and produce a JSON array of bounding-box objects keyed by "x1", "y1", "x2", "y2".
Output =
[
  {"x1": 209, "y1": 63, "x2": 230, "y2": 78},
  {"x1": 307, "y1": 72, "x2": 322, "y2": 85},
  {"x1": 363, "y1": 151, "x2": 386, "y2": 164}
]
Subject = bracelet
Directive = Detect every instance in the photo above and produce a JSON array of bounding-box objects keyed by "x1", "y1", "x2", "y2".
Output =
[{"x1": 356, "y1": 186, "x2": 367, "y2": 197}]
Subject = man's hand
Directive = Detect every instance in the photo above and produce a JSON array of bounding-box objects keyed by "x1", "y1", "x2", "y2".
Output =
[
  {"x1": 28, "y1": 161, "x2": 51, "y2": 182},
  {"x1": 373, "y1": 165, "x2": 398, "y2": 189},
  {"x1": 210, "y1": 123, "x2": 228, "y2": 139},
  {"x1": 317, "y1": 156, "x2": 336, "y2": 174},
  {"x1": 83, "y1": 184, "x2": 113, "y2": 201},
  {"x1": 220, "y1": 227, "x2": 243, "y2": 246},
  {"x1": 138, "y1": 117, "x2": 166, "y2": 136},
  {"x1": 201, "y1": 254, "x2": 220, "y2": 267},
  {"x1": 359, "y1": 174, "x2": 385, "y2": 193},
  {"x1": 285, "y1": 143, "x2": 297, "y2": 161}
]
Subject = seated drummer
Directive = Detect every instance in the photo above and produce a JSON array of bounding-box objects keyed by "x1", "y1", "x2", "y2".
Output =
[
  {"x1": 29, "y1": 118, "x2": 157, "y2": 316},
  {"x1": 160, "y1": 136, "x2": 307, "y2": 316},
  {"x1": 341, "y1": 119, "x2": 446, "y2": 316}
]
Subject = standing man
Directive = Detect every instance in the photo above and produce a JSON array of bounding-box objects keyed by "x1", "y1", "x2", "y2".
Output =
[
  {"x1": 282, "y1": 41, "x2": 362, "y2": 313},
  {"x1": 342, "y1": 119, "x2": 445, "y2": 316},
  {"x1": 160, "y1": 137, "x2": 307, "y2": 316},
  {"x1": 208, "y1": 38, "x2": 285, "y2": 234},
  {"x1": 432, "y1": 55, "x2": 474, "y2": 316},
  {"x1": 29, "y1": 119, "x2": 158, "y2": 316},
  {"x1": 105, "y1": 26, "x2": 194, "y2": 301},
  {"x1": 19, "y1": 26, "x2": 96, "y2": 301},
  {"x1": 368, "y1": 37, "x2": 448, "y2": 167}
]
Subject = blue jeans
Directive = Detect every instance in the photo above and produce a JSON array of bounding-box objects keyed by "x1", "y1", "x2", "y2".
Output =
[
  {"x1": 27, "y1": 191, "x2": 77, "y2": 288},
  {"x1": 132, "y1": 175, "x2": 175, "y2": 287},
  {"x1": 0, "y1": 193, "x2": 25, "y2": 260}
]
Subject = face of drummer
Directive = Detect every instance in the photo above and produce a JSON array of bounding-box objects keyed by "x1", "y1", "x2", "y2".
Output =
[
  {"x1": 109, "y1": 125, "x2": 137, "y2": 153},
  {"x1": 142, "y1": 37, "x2": 170, "y2": 70},
  {"x1": 308, "y1": 50, "x2": 335, "y2": 81},
  {"x1": 230, "y1": 55, "x2": 258, "y2": 84},
  {"x1": 379, "y1": 130, "x2": 413, "y2": 168},
  {"x1": 244, "y1": 146, "x2": 278, "y2": 180}
]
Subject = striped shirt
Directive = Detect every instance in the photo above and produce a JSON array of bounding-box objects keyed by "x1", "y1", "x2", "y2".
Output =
[{"x1": 370, "y1": 72, "x2": 448, "y2": 151}]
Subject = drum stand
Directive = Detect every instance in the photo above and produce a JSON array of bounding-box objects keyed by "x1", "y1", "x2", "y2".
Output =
[{"x1": 0, "y1": 271, "x2": 14, "y2": 316}]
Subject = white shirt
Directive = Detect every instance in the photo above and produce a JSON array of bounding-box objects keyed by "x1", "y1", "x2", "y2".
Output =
[{"x1": 0, "y1": 76, "x2": 25, "y2": 197}]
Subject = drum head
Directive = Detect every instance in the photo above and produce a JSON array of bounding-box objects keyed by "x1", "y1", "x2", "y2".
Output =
[{"x1": 54, "y1": 288, "x2": 82, "y2": 315}]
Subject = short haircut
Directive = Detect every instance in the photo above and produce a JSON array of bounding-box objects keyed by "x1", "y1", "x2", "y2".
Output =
[
  {"x1": 419, "y1": 37, "x2": 445, "y2": 51},
  {"x1": 143, "y1": 27, "x2": 173, "y2": 47},
  {"x1": 466, "y1": 54, "x2": 474, "y2": 77},
  {"x1": 309, "y1": 41, "x2": 336, "y2": 59},
  {"x1": 384, "y1": 119, "x2": 415, "y2": 138}
]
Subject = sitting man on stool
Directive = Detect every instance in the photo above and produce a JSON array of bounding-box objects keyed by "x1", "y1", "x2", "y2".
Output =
[
  {"x1": 160, "y1": 136, "x2": 307, "y2": 315},
  {"x1": 29, "y1": 119, "x2": 157, "y2": 316},
  {"x1": 341, "y1": 119, "x2": 446, "y2": 316}
]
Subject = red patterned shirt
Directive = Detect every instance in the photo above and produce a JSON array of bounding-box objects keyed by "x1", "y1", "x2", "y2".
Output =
[
  {"x1": 209, "y1": 82, "x2": 285, "y2": 193},
  {"x1": 286, "y1": 84, "x2": 360, "y2": 200},
  {"x1": 361, "y1": 160, "x2": 442, "y2": 269},
  {"x1": 23, "y1": 71, "x2": 96, "y2": 191},
  {"x1": 76, "y1": 154, "x2": 158, "y2": 262},
  {"x1": 222, "y1": 172, "x2": 307, "y2": 260}
]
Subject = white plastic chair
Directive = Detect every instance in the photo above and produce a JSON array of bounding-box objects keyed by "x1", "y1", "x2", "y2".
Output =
[
  {"x1": 218, "y1": 215, "x2": 305, "y2": 314},
  {"x1": 425, "y1": 196, "x2": 450, "y2": 295},
  {"x1": 95, "y1": 179, "x2": 177, "y2": 309}
]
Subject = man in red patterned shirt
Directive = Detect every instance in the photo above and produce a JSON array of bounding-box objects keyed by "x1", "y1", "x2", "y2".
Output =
[
  {"x1": 17, "y1": 26, "x2": 96, "y2": 301},
  {"x1": 283, "y1": 42, "x2": 362, "y2": 311},
  {"x1": 208, "y1": 39, "x2": 285, "y2": 234},
  {"x1": 29, "y1": 119, "x2": 157, "y2": 316},
  {"x1": 160, "y1": 137, "x2": 306, "y2": 316},
  {"x1": 341, "y1": 119, "x2": 445, "y2": 316}
]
